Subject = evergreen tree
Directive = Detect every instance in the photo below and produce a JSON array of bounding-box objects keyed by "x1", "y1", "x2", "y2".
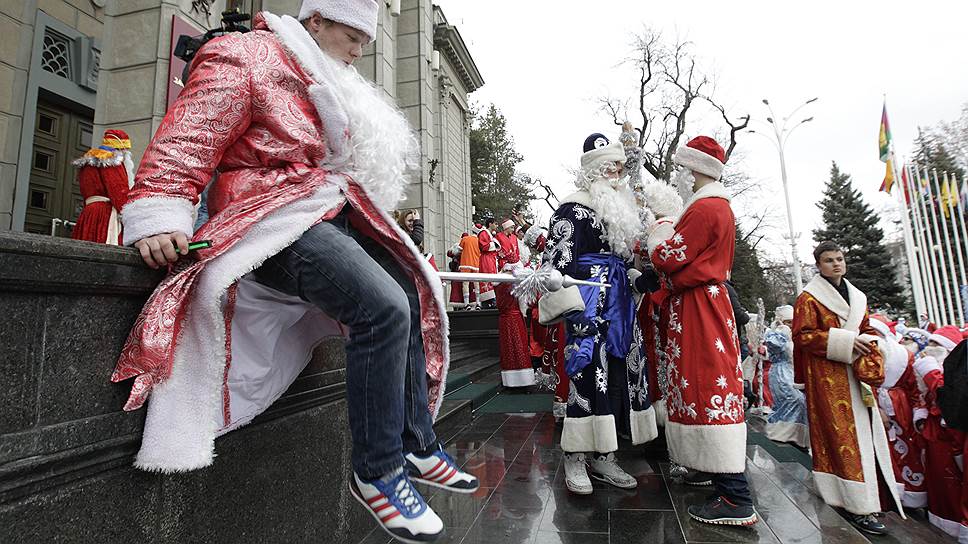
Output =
[
  {"x1": 469, "y1": 104, "x2": 535, "y2": 220},
  {"x1": 913, "y1": 128, "x2": 966, "y2": 181},
  {"x1": 730, "y1": 225, "x2": 774, "y2": 313},
  {"x1": 813, "y1": 162, "x2": 910, "y2": 316}
]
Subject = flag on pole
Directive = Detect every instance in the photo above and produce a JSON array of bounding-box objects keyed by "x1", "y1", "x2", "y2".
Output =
[
  {"x1": 900, "y1": 165, "x2": 911, "y2": 204},
  {"x1": 940, "y1": 176, "x2": 954, "y2": 217},
  {"x1": 960, "y1": 175, "x2": 968, "y2": 207},
  {"x1": 880, "y1": 154, "x2": 895, "y2": 193},
  {"x1": 879, "y1": 102, "x2": 892, "y2": 162}
]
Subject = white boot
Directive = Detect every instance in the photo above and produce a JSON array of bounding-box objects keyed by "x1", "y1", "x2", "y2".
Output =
[
  {"x1": 563, "y1": 453, "x2": 593, "y2": 495},
  {"x1": 588, "y1": 452, "x2": 637, "y2": 489}
]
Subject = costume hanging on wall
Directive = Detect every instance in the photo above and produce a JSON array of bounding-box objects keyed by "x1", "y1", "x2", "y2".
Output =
[
  {"x1": 792, "y1": 276, "x2": 903, "y2": 516},
  {"x1": 71, "y1": 129, "x2": 134, "y2": 244}
]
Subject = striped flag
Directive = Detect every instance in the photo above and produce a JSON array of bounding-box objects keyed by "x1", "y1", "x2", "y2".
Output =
[
  {"x1": 879, "y1": 103, "x2": 892, "y2": 163},
  {"x1": 900, "y1": 165, "x2": 911, "y2": 204}
]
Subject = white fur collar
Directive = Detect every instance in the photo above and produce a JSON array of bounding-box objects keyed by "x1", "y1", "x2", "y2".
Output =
[
  {"x1": 679, "y1": 181, "x2": 731, "y2": 218},
  {"x1": 559, "y1": 191, "x2": 592, "y2": 209},
  {"x1": 263, "y1": 13, "x2": 418, "y2": 211},
  {"x1": 803, "y1": 275, "x2": 867, "y2": 331}
]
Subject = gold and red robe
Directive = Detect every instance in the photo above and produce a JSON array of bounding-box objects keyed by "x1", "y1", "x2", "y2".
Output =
[{"x1": 792, "y1": 276, "x2": 903, "y2": 516}]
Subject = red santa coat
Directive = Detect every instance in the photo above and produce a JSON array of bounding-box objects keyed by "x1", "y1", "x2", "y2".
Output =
[
  {"x1": 477, "y1": 229, "x2": 498, "y2": 302},
  {"x1": 112, "y1": 13, "x2": 448, "y2": 472},
  {"x1": 914, "y1": 354, "x2": 966, "y2": 537},
  {"x1": 649, "y1": 182, "x2": 745, "y2": 474},
  {"x1": 494, "y1": 231, "x2": 533, "y2": 386},
  {"x1": 877, "y1": 344, "x2": 928, "y2": 508},
  {"x1": 71, "y1": 149, "x2": 130, "y2": 244}
]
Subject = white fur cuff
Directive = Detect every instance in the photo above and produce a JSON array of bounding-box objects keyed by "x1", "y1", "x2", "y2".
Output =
[
  {"x1": 665, "y1": 421, "x2": 747, "y2": 474},
  {"x1": 673, "y1": 146, "x2": 724, "y2": 180},
  {"x1": 121, "y1": 196, "x2": 196, "y2": 246},
  {"x1": 646, "y1": 221, "x2": 676, "y2": 256},
  {"x1": 538, "y1": 286, "x2": 585, "y2": 325},
  {"x1": 630, "y1": 407, "x2": 658, "y2": 445},
  {"x1": 501, "y1": 369, "x2": 536, "y2": 387},
  {"x1": 827, "y1": 327, "x2": 857, "y2": 364},
  {"x1": 913, "y1": 356, "x2": 942, "y2": 379},
  {"x1": 561, "y1": 414, "x2": 618, "y2": 453}
]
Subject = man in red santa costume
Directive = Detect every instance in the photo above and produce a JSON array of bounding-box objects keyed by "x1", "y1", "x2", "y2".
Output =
[
  {"x1": 113, "y1": 2, "x2": 477, "y2": 542},
  {"x1": 70, "y1": 129, "x2": 134, "y2": 244},
  {"x1": 869, "y1": 315, "x2": 928, "y2": 509},
  {"x1": 477, "y1": 217, "x2": 499, "y2": 308},
  {"x1": 494, "y1": 218, "x2": 535, "y2": 388},
  {"x1": 912, "y1": 325, "x2": 965, "y2": 538},
  {"x1": 646, "y1": 136, "x2": 755, "y2": 526}
]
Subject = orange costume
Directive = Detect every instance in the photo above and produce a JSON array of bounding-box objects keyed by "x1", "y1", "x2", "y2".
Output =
[{"x1": 792, "y1": 275, "x2": 903, "y2": 516}]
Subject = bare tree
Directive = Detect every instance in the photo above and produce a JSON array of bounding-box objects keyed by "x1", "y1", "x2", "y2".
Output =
[{"x1": 600, "y1": 28, "x2": 750, "y2": 183}]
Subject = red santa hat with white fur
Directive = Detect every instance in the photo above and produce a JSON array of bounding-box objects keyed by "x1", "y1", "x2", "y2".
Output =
[
  {"x1": 929, "y1": 325, "x2": 962, "y2": 351},
  {"x1": 673, "y1": 136, "x2": 726, "y2": 180}
]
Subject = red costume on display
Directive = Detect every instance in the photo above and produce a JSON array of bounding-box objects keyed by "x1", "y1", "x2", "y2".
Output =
[
  {"x1": 495, "y1": 226, "x2": 534, "y2": 387},
  {"x1": 70, "y1": 130, "x2": 133, "y2": 244}
]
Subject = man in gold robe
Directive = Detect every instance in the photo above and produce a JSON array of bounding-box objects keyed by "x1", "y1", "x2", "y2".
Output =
[{"x1": 792, "y1": 241, "x2": 903, "y2": 536}]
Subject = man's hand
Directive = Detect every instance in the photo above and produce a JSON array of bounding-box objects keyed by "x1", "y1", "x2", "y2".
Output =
[
  {"x1": 853, "y1": 337, "x2": 873, "y2": 356},
  {"x1": 134, "y1": 231, "x2": 189, "y2": 269}
]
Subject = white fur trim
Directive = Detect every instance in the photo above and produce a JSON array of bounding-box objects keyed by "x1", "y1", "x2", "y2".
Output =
[
  {"x1": 580, "y1": 142, "x2": 626, "y2": 175},
  {"x1": 774, "y1": 305, "x2": 794, "y2": 323},
  {"x1": 121, "y1": 196, "x2": 196, "y2": 246},
  {"x1": 653, "y1": 398, "x2": 668, "y2": 427},
  {"x1": 560, "y1": 414, "x2": 618, "y2": 453},
  {"x1": 673, "y1": 146, "x2": 724, "y2": 180},
  {"x1": 552, "y1": 401, "x2": 567, "y2": 419},
  {"x1": 929, "y1": 332, "x2": 957, "y2": 351},
  {"x1": 765, "y1": 420, "x2": 809, "y2": 448},
  {"x1": 929, "y1": 512, "x2": 963, "y2": 538},
  {"x1": 677, "y1": 181, "x2": 731, "y2": 220},
  {"x1": 879, "y1": 340, "x2": 910, "y2": 389},
  {"x1": 630, "y1": 406, "x2": 658, "y2": 445},
  {"x1": 912, "y1": 356, "x2": 942, "y2": 378},
  {"x1": 297, "y1": 0, "x2": 378, "y2": 42},
  {"x1": 645, "y1": 219, "x2": 676, "y2": 256},
  {"x1": 912, "y1": 407, "x2": 928, "y2": 424},
  {"x1": 665, "y1": 420, "x2": 747, "y2": 474},
  {"x1": 902, "y1": 490, "x2": 927, "y2": 509},
  {"x1": 72, "y1": 150, "x2": 124, "y2": 168},
  {"x1": 827, "y1": 327, "x2": 858, "y2": 364},
  {"x1": 523, "y1": 224, "x2": 545, "y2": 248},
  {"x1": 559, "y1": 190, "x2": 592, "y2": 208},
  {"x1": 478, "y1": 289, "x2": 495, "y2": 302},
  {"x1": 538, "y1": 286, "x2": 584, "y2": 325},
  {"x1": 803, "y1": 276, "x2": 867, "y2": 332},
  {"x1": 501, "y1": 368, "x2": 536, "y2": 387}
]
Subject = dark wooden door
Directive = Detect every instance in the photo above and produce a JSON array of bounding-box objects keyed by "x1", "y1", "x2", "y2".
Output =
[{"x1": 24, "y1": 100, "x2": 94, "y2": 237}]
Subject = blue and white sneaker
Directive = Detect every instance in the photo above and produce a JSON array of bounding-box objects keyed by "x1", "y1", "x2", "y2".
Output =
[
  {"x1": 350, "y1": 469, "x2": 443, "y2": 543},
  {"x1": 405, "y1": 445, "x2": 480, "y2": 493}
]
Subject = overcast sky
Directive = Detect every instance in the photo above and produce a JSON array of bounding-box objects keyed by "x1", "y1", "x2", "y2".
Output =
[{"x1": 433, "y1": 0, "x2": 968, "y2": 262}]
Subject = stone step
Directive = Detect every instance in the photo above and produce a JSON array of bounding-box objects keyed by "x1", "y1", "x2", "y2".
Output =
[
  {"x1": 445, "y1": 353, "x2": 501, "y2": 391},
  {"x1": 433, "y1": 398, "x2": 474, "y2": 447}
]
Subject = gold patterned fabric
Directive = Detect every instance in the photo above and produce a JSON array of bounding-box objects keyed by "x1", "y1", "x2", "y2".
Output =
[{"x1": 792, "y1": 292, "x2": 884, "y2": 482}]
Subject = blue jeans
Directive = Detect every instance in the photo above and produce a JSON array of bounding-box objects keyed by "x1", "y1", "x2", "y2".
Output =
[{"x1": 253, "y1": 208, "x2": 437, "y2": 479}]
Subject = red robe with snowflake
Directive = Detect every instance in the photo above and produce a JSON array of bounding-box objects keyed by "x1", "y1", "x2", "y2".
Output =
[
  {"x1": 495, "y1": 231, "x2": 534, "y2": 387},
  {"x1": 649, "y1": 182, "x2": 745, "y2": 474},
  {"x1": 878, "y1": 350, "x2": 928, "y2": 508}
]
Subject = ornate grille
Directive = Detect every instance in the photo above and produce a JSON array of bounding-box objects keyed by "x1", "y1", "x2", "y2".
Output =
[{"x1": 41, "y1": 31, "x2": 72, "y2": 80}]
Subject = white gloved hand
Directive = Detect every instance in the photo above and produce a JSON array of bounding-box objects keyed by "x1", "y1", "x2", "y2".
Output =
[{"x1": 627, "y1": 268, "x2": 643, "y2": 293}]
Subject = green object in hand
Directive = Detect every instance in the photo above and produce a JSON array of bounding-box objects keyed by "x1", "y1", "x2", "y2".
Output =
[{"x1": 174, "y1": 240, "x2": 213, "y2": 254}]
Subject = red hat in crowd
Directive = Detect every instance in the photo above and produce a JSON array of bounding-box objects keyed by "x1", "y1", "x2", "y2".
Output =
[
  {"x1": 102, "y1": 129, "x2": 131, "y2": 150},
  {"x1": 929, "y1": 325, "x2": 962, "y2": 351},
  {"x1": 869, "y1": 314, "x2": 898, "y2": 334},
  {"x1": 673, "y1": 136, "x2": 727, "y2": 180}
]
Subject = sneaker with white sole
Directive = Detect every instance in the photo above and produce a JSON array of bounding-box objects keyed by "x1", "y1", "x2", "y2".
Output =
[
  {"x1": 563, "y1": 452, "x2": 593, "y2": 495},
  {"x1": 405, "y1": 445, "x2": 479, "y2": 493},
  {"x1": 350, "y1": 469, "x2": 443, "y2": 543},
  {"x1": 587, "y1": 452, "x2": 637, "y2": 489}
]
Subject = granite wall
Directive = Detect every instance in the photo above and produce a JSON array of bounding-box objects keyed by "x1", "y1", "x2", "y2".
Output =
[{"x1": 0, "y1": 231, "x2": 377, "y2": 543}]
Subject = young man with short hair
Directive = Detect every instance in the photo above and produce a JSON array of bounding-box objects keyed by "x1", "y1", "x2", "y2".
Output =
[{"x1": 792, "y1": 241, "x2": 903, "y2": 535}]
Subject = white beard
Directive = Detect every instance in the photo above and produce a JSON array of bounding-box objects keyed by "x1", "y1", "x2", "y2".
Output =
[
  {"x1": 589, "y1": 180, "x2": 646, "y2": 258},
  {"x1": 122, "y1": 151, "x2": 135, "y2": 189},
  {"x1": 920, "y1": 345, "x2": 949, "y2": 362},
  {"x1": 674, "y1": 168, "x2": 696, "y2": 204}
]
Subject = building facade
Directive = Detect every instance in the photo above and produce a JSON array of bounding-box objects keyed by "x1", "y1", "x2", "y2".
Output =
[{"x1": 0, "y1": 0, "x2": 482, "y2": 262}]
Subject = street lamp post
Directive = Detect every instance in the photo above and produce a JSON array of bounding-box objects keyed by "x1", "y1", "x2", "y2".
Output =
[{"x1": 751, "y1": 97, "x2": 817, "y2": 294}]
